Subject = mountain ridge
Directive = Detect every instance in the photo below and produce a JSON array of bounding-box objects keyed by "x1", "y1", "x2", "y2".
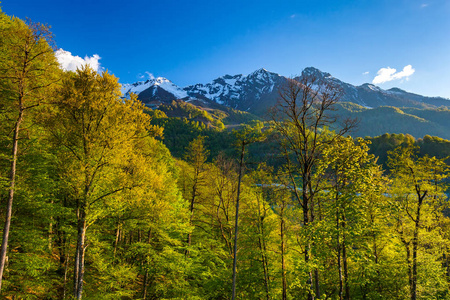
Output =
[{"x1": 121, "y1": 67, "x2": 450, "y2": 115}]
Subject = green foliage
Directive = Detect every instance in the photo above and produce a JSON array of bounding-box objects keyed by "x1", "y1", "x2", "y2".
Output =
[
  {"x1": 366, "y1": 133, "x2": 415, "y2": 167},
  {"x1": 367, "y1": 133, "x2": 450, "y2": 169},
  {"x1": 157, "y1": 100, "x2": 226, "y2": 130},
  {"x1": 387, "y1": 144, "x2": 450, "y2": 299},
  {"x1": 0, "y1": 12, "x2": 62, "y2": 298},
  {"x1": 1, "y1": 11, "x2": 450, "y2": 300},
  {"x1": 334, "y1": 103, "x2": 450, "y2": 139}
]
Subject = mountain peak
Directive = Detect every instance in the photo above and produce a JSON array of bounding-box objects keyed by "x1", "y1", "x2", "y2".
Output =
[
  {"x1": 301, "y1": 67, "x2": 332, "y2": 79},
  {"x1": 254, "y1": 67, "x2": 268, "y2": 73},
  {"x1": 248, "y1": 68, "x2": 271, "y2": 77},
  {"x1": 121, "y1": 76, "x2": 187, "y2": 100},
  {"x1": 122, "y1": 67, "x2": 450, "y2": 114},
  {"x1": 387, "y1": 87, "x2": 407, "y2": 94}
]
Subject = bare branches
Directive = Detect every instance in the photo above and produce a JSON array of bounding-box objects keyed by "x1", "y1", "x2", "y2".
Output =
[
  {"x1": 271, "y1": 71, "x2": 358, "y2": 300},
  {"x1": 26, "y1": 18, "x2": 57, "y2": 51}
]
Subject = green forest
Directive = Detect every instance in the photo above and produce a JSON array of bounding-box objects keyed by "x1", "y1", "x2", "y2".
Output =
[{"x1": 2, "y1": 12, "x2": 450, "y2": 300}]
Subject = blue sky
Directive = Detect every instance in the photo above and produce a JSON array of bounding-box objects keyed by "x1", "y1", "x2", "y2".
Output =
[{"x1": 3, "y1": 0, "x2": 450, "y2": 98}]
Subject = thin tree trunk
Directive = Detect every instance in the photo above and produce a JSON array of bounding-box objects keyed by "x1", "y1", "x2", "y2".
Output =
[
  {"x1": 314, "y1": 269, "x2": 320, "y2": 299},
  {"x1": 256, "y1": 194, "x2": 270, "y2": 300},
  {"x1": 74, "y1": 211, "x2": 87, "y2": 300},
  {"x1": 0, "y1": 107, "x2": 24, "y2": 291},
  {"x1": 411, "y1": 233, "x2": 418, "y2": 300},
  {"x1": 406, "y1": 242, "x2": 413, "y2": 300},
  {"x1": 309, "y1": 184, "x2": 320, "y2": 299},
  {"x1": 113, "y1": 221, "x2": 121, "y2": 257},
  {"x1": 142, "y1": 268, "x2": 149, "y2": 300},
  {"x1": 343, "y1": 231, "x2": 350, "y2": 300},
  {"x1": 49, "y1": 198, "x2": 54, "y2": 251},
  {"x1": 258, "y1": 234, "x2": 270, "y2": 300},
  {"x1": 373, "y1": 234, "x2": 383, "y2": 295},
  {"x1": 147, "y1": 229, "x2": 152, "y2": 243},
  {"x1": 337, "y1": 207, "x2": 343, "y2": 300},
  {"x1": 186, "y1": 189, "x2": 196, "y2": 256},
  {"x1": 444, "y1": 249, "x2": 450, "y2": 281},
  {"x1": 55, "y1": 214, "x2": 68, "y2": 298},
  {"x1": 411, "y1": 194, "x2": 424, "y2": 300},
  {"x1": 63, "y1": 254, "x2": 69, "y2": 299},
  {"x1": 281, "y1": 211, "x2": 287, "y2": 300},
  {"x1": 231, "y1": 142, "x2": 245, "y2": 300},
  {"x1": 306, "y1": 243, "x2": 314, "y2": 300},
  {"x1": 303, "y1": 200, "x2": 314, "y2": 299}
]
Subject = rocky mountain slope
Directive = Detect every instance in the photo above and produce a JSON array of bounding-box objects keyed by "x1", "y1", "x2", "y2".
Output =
[
  {"x1": 122, "y1": 67, "x2": 450, "y2": 115},
  {"x1": 122, "y1": 67, "x2": 450, "y2": 139}
]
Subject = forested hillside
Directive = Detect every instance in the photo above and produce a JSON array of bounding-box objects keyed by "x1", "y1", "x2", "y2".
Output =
[
  {"x1": 1, "y1": 12, "x2": 450, "y2": 300},
  {"x1": 333, "y1": 103, "x2": 450, "y2": 140}
]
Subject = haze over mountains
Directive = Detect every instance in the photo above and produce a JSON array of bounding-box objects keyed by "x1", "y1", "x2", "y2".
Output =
[{"x1": 121, "y1": 67, "x2": 450, "y2": 139}]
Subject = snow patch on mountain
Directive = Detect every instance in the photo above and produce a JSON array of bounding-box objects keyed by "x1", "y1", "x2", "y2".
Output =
[
  {"x1": 121, "y1": 77, "x2": 187, "y2": 99},
  {"x1": 121, "y1": 67, "x2": 450, "y2": 113},
  {"x1": 181, "y1": 68, "x2": 282, "y2": 109}
]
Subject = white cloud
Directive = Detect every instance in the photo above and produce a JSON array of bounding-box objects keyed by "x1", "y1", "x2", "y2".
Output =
[
  {"x1": 55, "y1": 49, "x2": 102, "y2": 72},
  {"x1": 290, "y1": 14, "x2": 296, "y2": 19},
  {"x1": 145, "y1": 71, "x2": 155, "y2": 80},
  {"x1": 421, "y1": 3, "x2": 429, "y2": 8},
  {"x1": 372, "y1": 65, "x2": 415, "y2": 84},
  {"x1": 362, "y1": 71, "x2": 369, "y2": 75},
  {"x1": 137, "y1": 72, "x2": 155, "y2": 81}
]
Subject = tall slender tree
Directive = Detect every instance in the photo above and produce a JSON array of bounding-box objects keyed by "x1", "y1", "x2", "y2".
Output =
[
  {"x1": 183, "y1": 136, "x2": 209, "y2": 255},
  {"x1": 0, "y1": 14, "x2": 59, "y2": 291},
  {"x1": 231, "y1": 121, "x2": 267, "y2": 299},
  {"x1": 271, "y1": 73, "x2": 356, "y2": 299},
  {"x1": 47, "y1": 67, "x2": 156, "y2": 299},
  {"x1": 388, "y1": 144, "x2": 449, "y2": 300}
]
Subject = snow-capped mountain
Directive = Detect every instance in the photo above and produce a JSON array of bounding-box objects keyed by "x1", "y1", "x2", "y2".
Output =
[
  {"x1": 122, "y1": 67, "x2": 450, "y2": 115},
  {"x1": 121, "y1": 77, "x2": 188, "y2": 104},
  {"x1": 184, "y1": 68, "x2": 286, "y2": 114}
]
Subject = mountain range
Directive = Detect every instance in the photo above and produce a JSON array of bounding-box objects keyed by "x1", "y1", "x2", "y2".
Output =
[
  {"x1": 121, "y1": 67, "x2": 450, "y2": 139},
  {"x1": 122, "y1": 67, "x2": 450, "y2": 112}
]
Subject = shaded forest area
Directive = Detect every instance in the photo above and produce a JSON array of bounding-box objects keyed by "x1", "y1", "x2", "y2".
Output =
[{"x1": 1, "y1": 12, "x2": 450, "y2": 300}]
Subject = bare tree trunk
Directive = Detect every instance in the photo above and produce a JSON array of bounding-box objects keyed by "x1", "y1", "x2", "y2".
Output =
[
  {"x1": 74, "y1": 211, "x2": 87, "y2": 300},
  {"x1": 0, "y1": 106, "x2": 23, "y2": 291},
  {"x1": 271, "y1": 74, "x2": 356, "y2": 300}
]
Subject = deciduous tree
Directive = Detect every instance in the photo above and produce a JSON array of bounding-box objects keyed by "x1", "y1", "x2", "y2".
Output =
[
  {"x1": 271, "y1": 72, "x2": 356, "y2": 299},
  {"x1": 0, "y1": 13, "x2": 59, "y2": 291},
  {"x1": 47, "y1": 67, "x2": 157, "y2": 299},
  {"x1": 388, "y1": 144, "x2": 450, "y2": 300}
]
